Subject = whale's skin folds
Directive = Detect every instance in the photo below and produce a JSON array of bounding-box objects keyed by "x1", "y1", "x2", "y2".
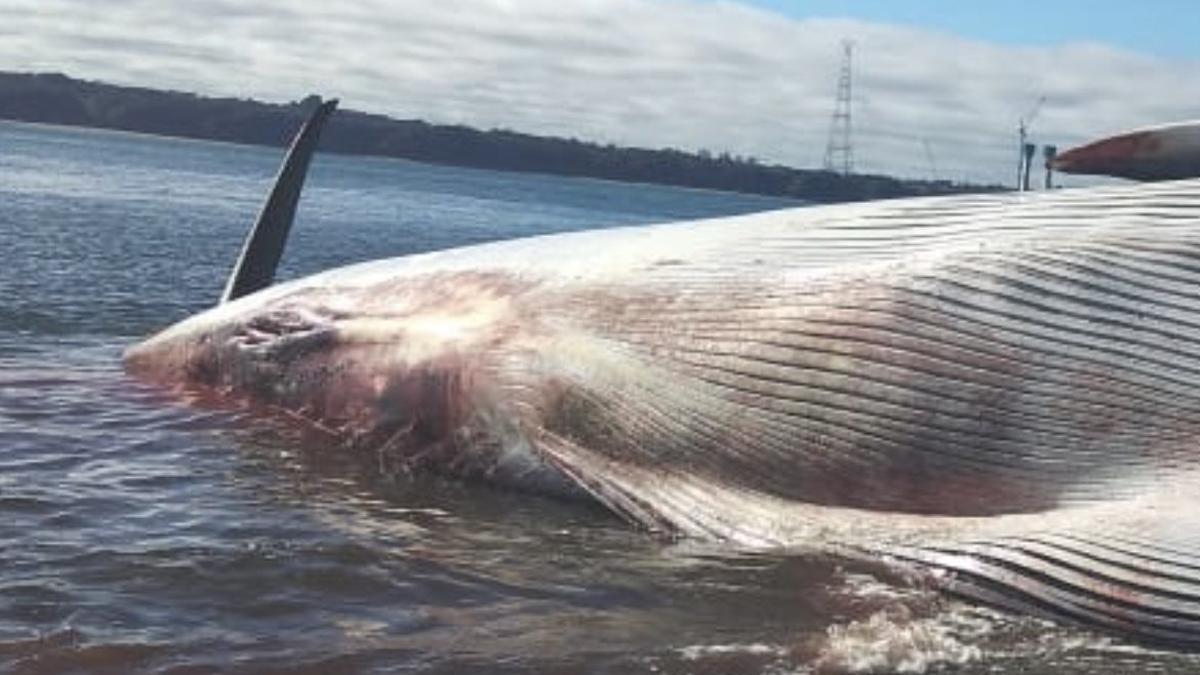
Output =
[{"x1": 126, "y1": 179, "x2": 1200, "y2": 643}]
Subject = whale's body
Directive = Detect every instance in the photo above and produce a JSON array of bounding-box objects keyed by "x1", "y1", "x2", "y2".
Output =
[
  {"x1": 125, "y1": 106, "x2": 1200, "y2": 645},
  {"x1": 127, "y1": 180, "x2": 1200, "y2": 643}
]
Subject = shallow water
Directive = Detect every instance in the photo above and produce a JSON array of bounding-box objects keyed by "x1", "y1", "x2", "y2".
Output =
[{"x1": 2, "y1": 120, "x2": 1199, "y2": 673}]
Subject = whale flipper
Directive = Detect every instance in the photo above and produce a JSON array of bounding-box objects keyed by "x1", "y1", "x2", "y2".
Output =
[{"x1": 221, "y1": 98, "x2": 339, "y2": 303}]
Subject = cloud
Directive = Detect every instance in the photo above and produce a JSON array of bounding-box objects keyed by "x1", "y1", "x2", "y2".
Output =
[{"x1": 1, "y1": 0, "x2": 1198, "y2": 185}]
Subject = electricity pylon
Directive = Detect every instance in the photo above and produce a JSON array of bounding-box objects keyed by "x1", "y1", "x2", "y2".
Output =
[{"x1": 823, "y1": 40, "x2": 854, "y2": 175}]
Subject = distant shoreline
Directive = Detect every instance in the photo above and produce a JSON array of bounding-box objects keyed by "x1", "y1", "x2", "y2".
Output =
[
  {"x1": 1, "y1": 117, "x2": 806, "y2": 207},
  {"x1": 0, "y1": 71, "x2": 1004, "y2": 203}
]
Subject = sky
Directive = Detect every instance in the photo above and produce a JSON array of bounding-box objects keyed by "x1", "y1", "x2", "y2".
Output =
[
  {"x1": 747, "y1": 1, "x2": 1200, "y2": 60},
  {"x1": 2, "y1": 0, "x2": 1199, "y2": 186}
]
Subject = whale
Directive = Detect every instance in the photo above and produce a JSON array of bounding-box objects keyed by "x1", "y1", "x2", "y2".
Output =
[
  {"x1": 126, "y1": 101, "x2": 1200, "y2": 646},
  {"x1": 1054, "y1": 119, "x2": 1200, "y2": 181}
]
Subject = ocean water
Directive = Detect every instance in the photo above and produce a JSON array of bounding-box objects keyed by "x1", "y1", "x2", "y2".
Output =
[{"x1": 2, "y1": 120, "x2": 1198, "y2": 674}]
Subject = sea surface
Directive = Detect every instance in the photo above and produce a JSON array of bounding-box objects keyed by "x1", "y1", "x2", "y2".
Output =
[{"x1": 2, "y1": 120, "x2": 1198, "y2": 674}]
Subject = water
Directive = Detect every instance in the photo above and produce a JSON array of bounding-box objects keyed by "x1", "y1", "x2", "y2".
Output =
[{"x1": 2, "y1": 120, "x2": 1198, "y2": 674}]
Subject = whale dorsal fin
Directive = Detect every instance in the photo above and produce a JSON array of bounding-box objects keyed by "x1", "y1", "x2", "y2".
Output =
[{"x1": 220, "y1": 97, "x2": 339, "y2": 303}]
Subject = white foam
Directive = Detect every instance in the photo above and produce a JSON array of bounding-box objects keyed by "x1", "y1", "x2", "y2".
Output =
[
  {"x1": 677, "y1": 643, "x2": 789, "y2": 661},
  {"x1": 1012, "y1": 630, "x2": 1200, "y2": 664},
  {"x1": 812, "y1": 604, "x2": 988, "y2": 674},
  {"x1": 835, "y1": 570, "x2": 929, "y2": 603}
]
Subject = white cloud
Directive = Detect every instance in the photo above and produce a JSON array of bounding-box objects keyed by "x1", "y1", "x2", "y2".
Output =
[{"x1": 1, "y1": 0, "x2": 1198, "y2": 185}]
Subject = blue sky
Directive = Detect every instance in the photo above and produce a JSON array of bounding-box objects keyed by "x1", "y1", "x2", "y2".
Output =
[{"x1": 743, "y1": 1, "x2": 1200, "y2": 59}]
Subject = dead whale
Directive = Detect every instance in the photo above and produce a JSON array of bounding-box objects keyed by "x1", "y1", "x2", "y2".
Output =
[{"x1": 125, "y1": 101, "x2": 1200, "y2": 645}]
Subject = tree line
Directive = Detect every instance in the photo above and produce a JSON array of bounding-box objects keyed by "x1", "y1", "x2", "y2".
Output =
[{"x1": 0, "y1": 71, "x2": 1001, "y2": 203}]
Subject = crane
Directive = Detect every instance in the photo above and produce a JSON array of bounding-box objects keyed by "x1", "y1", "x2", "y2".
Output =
[
  {"x1": 1018, "y1": 96, "x2": 1046, "y2": 190},
  {"x1": 922, "y1": 138, "x2": 939, "y2": 182}
]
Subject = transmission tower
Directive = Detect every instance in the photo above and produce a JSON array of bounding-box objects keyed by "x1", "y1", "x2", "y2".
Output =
[{"x1": 823, "y1": 40, "x2": 854, "y2": 175}]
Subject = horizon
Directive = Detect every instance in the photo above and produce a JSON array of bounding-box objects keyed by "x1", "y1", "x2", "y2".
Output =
[
  {"x1": 2, "y1": 1, "x2": 1198, "y2": 186},
  {"x1": 1, "y1": 69, "x2": 1012, "y2": 190}
]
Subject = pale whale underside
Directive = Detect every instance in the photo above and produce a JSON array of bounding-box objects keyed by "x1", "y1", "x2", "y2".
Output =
[
  {"x1": 122, "y1": 98, "x2": 1200, "y2": 646},
  {"x1": 127, "y1": 177, "x2": 1200, "y2": 645}
]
